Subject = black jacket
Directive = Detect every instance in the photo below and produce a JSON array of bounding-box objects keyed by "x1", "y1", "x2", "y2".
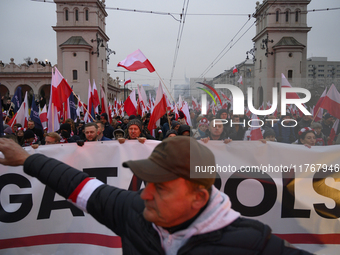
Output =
[{"x1": 23, "y1": 154, "x2": 313, "y2": 255}]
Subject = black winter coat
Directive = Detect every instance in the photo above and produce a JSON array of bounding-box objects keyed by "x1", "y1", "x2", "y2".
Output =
[{"x1": 24, "y1": 154, "x2": 313, "y2": 255}]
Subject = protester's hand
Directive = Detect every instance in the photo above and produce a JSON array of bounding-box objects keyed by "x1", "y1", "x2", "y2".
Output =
[
  {"x1": 223, "y1": 139, "x2": 232, "y2": 144},
  {"x1": 259, "y1": 139, "x2": 267, "y2": 144},
  {"x1": 31, "y1": 144, "x2": 39, "y2": 149},
  {"x1": 118, "y1": 138, "x2": 126, "y2": 144},
  {"x1": 0, "y1": 138, "x2": 30, "y2": 166},
  {"x1": 137, "y1": 137, "x2": 146, "y2": 144},
  {"x1": 200, "y1": 137, "x2": 210, "y2": 143}
]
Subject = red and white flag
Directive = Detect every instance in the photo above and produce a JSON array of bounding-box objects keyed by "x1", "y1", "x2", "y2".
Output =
[
  {"x1": 52, "y1": 68, "x2": 73, "y2": 111},
  {"x1": 320, "y1": 84, "x2": 340, "y2": 120},
  {"x1": 237, "y1": 75, "x2": 243, "y2": 85},
  {"x1": 281, "y1": 73, "x2": 306, "y2": 117},
  {"x1": 118, "y1": 49, "x2": 155, "y2": 73},
  {"x1": 100, "y1": 85, "x2": 112, "y2": 124},
  {"x1": 148, "y1": 83, "x2": 167, "y2": 133},
  {"x1": 233, "y1": 66, "x2": 238, "y2": 74},
  {"x1": 124, "y1": 89, "x2": 138, "y2": 116},
  {"x1": 250, "y1": 114, "x2": 263, "y2": 140},
  {"x1": 47, "y1": 70, "x2": 61, "y2": 132},
  {"x1": 328, "y1": 119, "x2": 339, "y2": 145},
  {"x1": 124, "y1": 78, "x2": 132, "y2": 86},
  {"x1": 281, "y1": 73, "x2": 301, "y2": 100},
  {"x1": 39, "y1": 104, "x2": 48, "y2": 129},
  {"x1": 92, "y1": 80, "x2": 100, "y2": 114},
  {"x1": 84, "y1": 80, "x2": 93, "y2": 123},
  {"x1": 313, "y1": 87, "x2": 327, "y2": 122},
  {"x1": 8, "y1": 91, "x2": 29, "y2": 128}
]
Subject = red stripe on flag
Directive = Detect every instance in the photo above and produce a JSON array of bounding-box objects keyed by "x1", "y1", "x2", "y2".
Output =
[
  {"x1": 0, "y1": 233, "x2": 122, "y2": 249},
  {"x1": 274, "y1": 233, "x2": 340, "y2": 244}
]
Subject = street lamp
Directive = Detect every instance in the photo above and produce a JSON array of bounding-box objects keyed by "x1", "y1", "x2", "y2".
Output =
[{"x1": 113, "y1": 70, "x2": 136, "y2": 101}]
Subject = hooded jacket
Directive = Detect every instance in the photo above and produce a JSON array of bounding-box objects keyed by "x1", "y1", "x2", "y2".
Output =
[{"x1": 23, "y1": 154, "x2": 312, "y2": 255}]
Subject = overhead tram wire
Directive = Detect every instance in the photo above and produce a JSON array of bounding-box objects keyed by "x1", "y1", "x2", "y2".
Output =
[
  {"x1": 169, "y1": 0, "x2": 189, "y2": 89},
  {"x1": 30, "y1": 0, "x2": 340, "y2": 19},
  {"x1": 197, "y1": 0, "x2": 275, "y2": 79},
  {"x1": 198, "y1": 16, "x2": 253, "y2": 79}
]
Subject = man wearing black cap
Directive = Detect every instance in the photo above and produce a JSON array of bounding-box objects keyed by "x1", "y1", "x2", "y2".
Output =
[
  {"x1": 100, "y1": 113, "x2": 114, "y2": 139},
  {"x1": 0, "y1": 137, "x2": 312, "y2": 255},
  {"x1": 59, "y1": 123, "x2": 79, "y2": 143},
  {"x1": 118, "y1": 118, "x2": 150, "y2": 144}
]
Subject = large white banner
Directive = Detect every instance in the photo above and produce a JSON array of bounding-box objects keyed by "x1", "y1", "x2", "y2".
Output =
[{"x1": 0, "y1": 140, "x2": 339, "y2": 254}]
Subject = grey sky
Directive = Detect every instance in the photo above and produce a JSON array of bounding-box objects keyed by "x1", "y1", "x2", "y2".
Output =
[{"x1": 0, "y1": 0, "x2": 339, "y2": 91}]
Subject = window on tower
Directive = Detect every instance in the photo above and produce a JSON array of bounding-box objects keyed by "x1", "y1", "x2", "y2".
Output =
[
  {"x1": 86, "y1": 9, "x2": 89, "y2": 21},
  {"x1": 288, "y1": 70, "x2": 293, "y2": 80},
  {"x1": 276, "y1": 10, "x2": 279, "y2": 22},
  {"x1": 65, "y1": 9, "x2": 68, "y2": 21},
  {"x1": 73, "y1": 70, "x2": 78, "y2": 80},
  {"x1": 75, "y1": 9, "x2": 79, "y2": 21},
  {"x1": 285, "y1": 10, "x2": 289, "y2": 22}
]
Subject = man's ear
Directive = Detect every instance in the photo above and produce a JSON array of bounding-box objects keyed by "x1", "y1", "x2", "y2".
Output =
[{"x1": 192, "y1": 189, "x2": 209, "y2": 210}]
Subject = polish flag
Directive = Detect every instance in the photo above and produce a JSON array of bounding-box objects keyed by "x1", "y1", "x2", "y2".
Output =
[
  {"x1": 100, "y1": 85, "x2": 112, "y2": 124},
  {"x1": 8, "y1": 91, "x2": 29, "y2": 128},
  {"x1": 39, "y1": 104, "x2": 48, "y2": 129},
  {"x1": 281, "y1": 73, "x2": 301, "y2": 100},
  {"x1": 320, "y1": 84, "x2": 340, "y2": 120},
  {"x1": 124, "y1": 89, "x2": 138, "y2": 116},
  {"x1": 148, "y1": 83, "x2": 167, "y2": 133},
  {"x1": 92, "y1": 80, "x2": 100, "y2": 114},
  {"x1": 192, "y1": 96, "x2": 198, "y2": 110},
  {"x1": 233, "y1": 66, "x2": 238, "y2": 74},
  {"x1": 124, "y1": 78, "x2": 132, "y2": 86},
  {"x1": 84, "y1": 81, "x2": 94, "y2": 123},
  {"x1": 118, "y1": 49, "x2": 155, "y2": 73},
  {"x1": 328, "y1": 119, "x2": 339, "y2": 145},
  {"x1": 47, "y1": 71, "x2": 60, "y2": 132},
  {"x1": 282, "y1": 73, "x2": 307, "y2": 117},
  {"x1": 313, "y1": 87, "x2": 327, "y2": 122},
  {"x1": 237, "y1": 75, "x2": 243, "y2": 84},
  {"x1": 52, "y1": 68, "x2": 73, "y2": 111},
  {"x1": 245, "y1": 107, "x2": 251, "y2": 118},
  {"x1": 250, "y1": 114, "x2": 263, "y2": 140}
]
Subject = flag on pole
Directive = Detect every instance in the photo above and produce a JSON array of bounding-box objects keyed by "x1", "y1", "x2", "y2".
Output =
[
  {"x1": 313, "y1": 87, "x2": 327, "y2": 122},
  {"x1": 100, "y1": 85, "x2": 112, "y2": 124},
  {"x1": 68, "y1": 90, "x2": 77, "y2": 121},
  {"x1": 92, "y1": 80, "x2": 100, "y2": 114},
  {"x1": 40, "y1": 104, "x2": 48, "y2": 129},
  {"x1": 237, "y1": 75, "x2": 243, "y2": 84},
  {"x1": 328, "y1": 119, "x2": 339, "y2": 145},
  {"x1": 30, "y1": 94, "x2": 43, "y2": 131},
  {"x1": 320, "y1": 84, "x2": 340, "y2": 120},
  {"x1": 124, "y1": 89, "x2": 138, "y2": 116},
  {"x1": 124, "y1": 78, "x2": 132, "y2": 86},
  {"x1": 47, "y1": 70, "x2": 60, "y2": 132},
  {"x1": 118, "y1": 49, "x2": 155, "y2": 73},
  {"x1": 9, "y1": 91, "x2": 29, "y2": 128},
  {"x1": 11, "y1": 87, "x2": 22, "y2": 114},
  {"x1": 233, "y1": 66, "x2": 238, "y2": 74},
  {"x1": 52, "y1": 68, "x2": 73, "y2": 111},
  {"x1": 148, "y1": 83, "x2": 167, "y2": 133}
]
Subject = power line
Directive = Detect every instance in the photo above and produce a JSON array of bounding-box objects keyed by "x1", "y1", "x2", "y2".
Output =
[{"x1": 169, "y1": 0, "x2": 189, "y2": 88}]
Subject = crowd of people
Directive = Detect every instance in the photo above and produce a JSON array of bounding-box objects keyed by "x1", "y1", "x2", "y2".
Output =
[{"x1": 1, "y1": 99, "x2": 339, "y2": 149}]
